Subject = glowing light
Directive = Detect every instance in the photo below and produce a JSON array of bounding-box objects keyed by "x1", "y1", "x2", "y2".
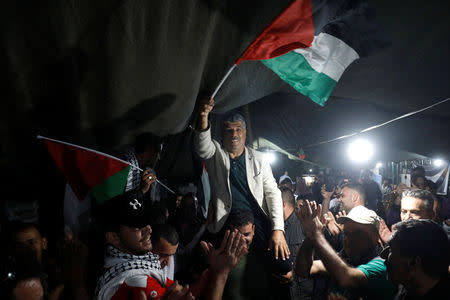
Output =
[
  {"x1": 376, "y1": 162, "x2": 383, "y2": 169},
  {"x1": 263, "y1": 152, "x2": 276, "y2": 164},
  {"x1": 348, "y1": 139, "x2": 374, "y2": 162},
  {"x1": 433, "y1": 159, "x2": 444, "y2": 167},
  {"x1": 309, "y1": 169, "x2": 313, "y2": 172},
  {"x1": 303, "y1": 176, "x2": 315, "y2": 185}
]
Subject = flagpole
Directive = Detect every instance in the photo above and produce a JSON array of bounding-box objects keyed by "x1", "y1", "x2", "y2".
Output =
[
  {"x1": 37, "y1": 135, "x2": 175, "y2": 194},
  {"x1": 210, "y1": 64, "x2": 237, "y2": 99}
]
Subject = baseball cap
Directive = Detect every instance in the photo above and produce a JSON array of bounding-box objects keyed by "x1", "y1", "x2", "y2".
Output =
[
  {"x1": 337, "y1": 205, "x2": 380, "y2": 231},
  {"x1": 99, "y1": 192, "x2": 150, "y2": 229}
]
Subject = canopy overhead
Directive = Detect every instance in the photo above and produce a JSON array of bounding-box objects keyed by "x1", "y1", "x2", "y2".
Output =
[{"x1": 1, "y1": 0, "x2": 449, "y2": 193}]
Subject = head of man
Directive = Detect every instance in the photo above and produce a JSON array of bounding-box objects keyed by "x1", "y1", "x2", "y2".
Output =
[
  {"x1": 2, "y1": 254, "x2": 44, "y2": 300},
  {"x1": 382, "y1": 219, "x2": 450, "y2": 288},
  {"x1": 151, "y1": 224, "x2": 179, "y2": 269},
  {"x1": 102, "y1": 194, "x2": 153, "y2": 255},
  {"x1": 134, "y1": 132, "x2": 164, "y2": 168},
  {"x1": 221, "y1": 113, "x2": 246, "y2": 156},
  {"x1": 337, "y1": 206, "x2": 380, "y2": 259},
  {"x1": 400, "y1": 189, "x2": 435, "y2": 221},
  {"x1": 411, "y1": 166, "x2": 425, "y2": 177},
  {"x1": 338, "y1": 184, "x2": 366, "y2": 213},
  {"x1": 280, "y1": 187, "x2": 296, "y2": 220},
  {"x1": 8, "y1": 222, "x2": 47, "y2": 265},
  {"x1": 279, "y1": 178, "x2": 294, "y2": 192},
  {"x1": 226, "y1": 209, "x2": 255, "y2": 247},
  {"x1": 411, "y1": 174, "x2": 426, "y2": 190}
]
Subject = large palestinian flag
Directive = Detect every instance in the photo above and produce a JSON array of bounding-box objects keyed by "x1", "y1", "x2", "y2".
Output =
[
  {"x1": 39, "y1": 135, "x2": 134, "y2": 205},
  {"x1": 236, "y1": 0, "x2": 388, "y2": 106}
]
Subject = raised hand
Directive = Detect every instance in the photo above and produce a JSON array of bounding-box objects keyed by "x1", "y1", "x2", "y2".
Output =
[
  {"x1": 200, "y1": 229, "x2": 248, "y2": 274},
  {"x1": 141, "y1": 169, "x2": 157, "y2": 194},
  {"x1": 197, "y1": 98, "x2": 214, "y2": 131},
  {"x1": 296, "y1": 200, "x2": 324, "y2": 240}
]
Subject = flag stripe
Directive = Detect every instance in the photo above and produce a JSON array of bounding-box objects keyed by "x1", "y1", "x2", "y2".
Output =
[
  {"x1": 293, "y1": 33, "x2": 359, "y2": 81},
  {"x1": 237, "y1": 0, "x2": 314, "y2": 64},
  {"x1": 262, "y1": 51, "x2": 337, "y2": 106},
  {"x1": 90, "y1": 166, "x2": 131, "y2": 205}
]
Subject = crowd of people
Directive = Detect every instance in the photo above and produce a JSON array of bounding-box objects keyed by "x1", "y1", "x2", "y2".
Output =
[{"x1": 1, "y1": 97, "x2": 449, "y2": 299}]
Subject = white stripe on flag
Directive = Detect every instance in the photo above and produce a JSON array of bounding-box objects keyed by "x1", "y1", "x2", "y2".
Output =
[{"x1": 294, "y1": 32, "x2": 359, "y2": 81}]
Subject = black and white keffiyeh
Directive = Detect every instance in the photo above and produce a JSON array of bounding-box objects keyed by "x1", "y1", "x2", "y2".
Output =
[
  {"x1": 124, "y1": 147, "x2": 141, "y2": 192},
  {"x1": 95, "y1": 245, "x2": 166, "y2": 300}
]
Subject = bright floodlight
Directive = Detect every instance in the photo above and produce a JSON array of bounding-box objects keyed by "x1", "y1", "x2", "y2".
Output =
[
  {"x1": 309, "y1": 169, "x2": 313, "y2": 172},
  {"x1": 433, "y1": 159, "x2": 444, "y2": 167},
  {"x1": 376, "y1": 162, "x2": 383, "y2": 169},
  {"x1": 348, "y1": 139, "x2": 374, "y2": 162},
  {"x1": 264, "y1": 152, "x2": 276, "y2": 164}
]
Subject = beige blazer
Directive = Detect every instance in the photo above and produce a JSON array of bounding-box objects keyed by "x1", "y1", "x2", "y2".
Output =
[{"x1": 194, "y1": 126, "x2": 284, "y2": 233}]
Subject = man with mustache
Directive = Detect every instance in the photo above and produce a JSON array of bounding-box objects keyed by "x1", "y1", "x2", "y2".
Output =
[{"x1": 194, "y1": 97, "x2": 289, "y2": 262}]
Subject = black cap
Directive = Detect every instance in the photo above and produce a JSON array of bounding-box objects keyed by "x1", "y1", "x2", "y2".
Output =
[{"x1": 99, "y1": 193, "x2": 150, "y2": 229}]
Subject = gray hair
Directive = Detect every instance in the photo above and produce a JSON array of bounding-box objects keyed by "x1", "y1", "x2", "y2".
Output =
[
  {"x1": 222, "y1": 113, "x2": 246, "y2": 129},
  {"x1": 402, "y1": 189, "x2": 435, "y2": 213}
]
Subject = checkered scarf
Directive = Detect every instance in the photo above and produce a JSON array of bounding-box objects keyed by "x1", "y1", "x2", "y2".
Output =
[
  {"x1": 124, "y1": 147, "x2": 141, "y2": 192},
  {"x1": 95, "y1": 245, "x2": 165, "y2": 300}
]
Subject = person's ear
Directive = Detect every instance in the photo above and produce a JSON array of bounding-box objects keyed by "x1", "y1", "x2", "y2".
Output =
[
  {"x1": 106, "y1": 232, "x2": 120, "y2": 246},
  {"x1": 408, "y1": 256, "x2": 421, "y2": 270},
  {"x1": 41, "y1": 237, "x2": 48, "y2": 250}
]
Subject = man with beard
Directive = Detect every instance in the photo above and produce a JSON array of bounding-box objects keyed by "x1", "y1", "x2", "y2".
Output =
[
  {"x1": 338, "y1": 183, "x2": 366, "y2": 214},
  {"x1": 96, "y1": 193, "x2": 248, "y2": 300},
  {"x1": 382, "y1": 219, "x2": 450, "y2": 299},
  {"x1": 194, "y1": 98, "x2": 288, "y2": 261},
  {"x1": 296, "y1": 202, "x2": 396, "y2": 299}
]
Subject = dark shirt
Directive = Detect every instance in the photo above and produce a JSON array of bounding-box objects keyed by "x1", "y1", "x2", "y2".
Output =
[
  {"x1": 363, "y1": 181, "x2": 382, "y2": 211},
  {"x1": 284, "y1": 212, "x2": 314, "y2": 300},
  {"x1": 394, "y1": 274, "x2": 450, "y2": 300},
  {"x1": 229, "y1": 151, "x2": 259, "y2": 213},
  {"x1": 386, "y1": 204, "x2": 401, "y2": 228}
]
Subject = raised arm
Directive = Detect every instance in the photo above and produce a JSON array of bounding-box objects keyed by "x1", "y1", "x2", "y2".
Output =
[{"x1": 193, "y1": 98, "x2": 217, "y2": 159}]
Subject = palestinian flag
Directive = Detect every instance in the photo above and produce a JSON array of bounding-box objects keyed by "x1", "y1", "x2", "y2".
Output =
[
  {"x1": 39, "y1": 135, "x2": 134, "y2": 205},
  {"x1": 236, "y1": 0, "x2": 388, "y2": 106},
  {"x1": 298, "y1": 148, "x2": 306, "y2": 160}
]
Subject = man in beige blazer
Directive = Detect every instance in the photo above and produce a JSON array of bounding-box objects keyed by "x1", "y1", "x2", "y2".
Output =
[{"x1": 194, "y1": 98, "x2": 289, "y2": 261}]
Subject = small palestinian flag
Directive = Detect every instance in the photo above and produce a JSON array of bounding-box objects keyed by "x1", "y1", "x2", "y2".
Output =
[
  {"x1": 39, "y1": 136, "x2": 134, "y2": 205},
  {"x1": 298, "y1": 148, "x2": 306, "y2": 160}
]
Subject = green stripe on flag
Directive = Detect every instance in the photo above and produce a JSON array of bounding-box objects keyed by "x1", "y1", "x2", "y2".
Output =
[
  {"x1": 90, "y1": 166, "x2": 131, "y2": 205},
  {"x1": 262, "y1": 51, "x2": 337, "y2": 106}
]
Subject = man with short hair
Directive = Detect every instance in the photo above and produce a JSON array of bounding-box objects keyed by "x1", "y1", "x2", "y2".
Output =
[
  {"x1": 221, "y1": 209, "x2": 268, "y2": 300},
  {"x1": 382, "y1": 219, "x2": 450, "y2": 299},
  {"x1": 194, "y1": 97, "x2": 288, "y2": 260},
  {"x1": 279, "y1": 187, "x2": 312, "y2": 300},
  {"x1": 96, "y1": 194, "x2": 172, "y2": 300},
  {"x1": 8, "y1": 222, "x2": 48, "y2": 265},
  {"x1": 338, "y1": 183, "x2": 366, "y2": 213},
  {"x1": 96, "y1": 193, "x2": 245, "y2": 300},
  {"x1": 296, "y1": 202, "x2": 396, "y2": 299},
  {"x1": 400, "y1": 189, "x2": 435, "y2": 221},
  {"x1": 1, "y1": 255, "x2": 44, "y2": 300},
  {"x1": 361, "y1": 170, "x2": 382, "y2": 211},
  {"x1": 151, "y1": 224, "x2": 179, "y2": 280}
]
